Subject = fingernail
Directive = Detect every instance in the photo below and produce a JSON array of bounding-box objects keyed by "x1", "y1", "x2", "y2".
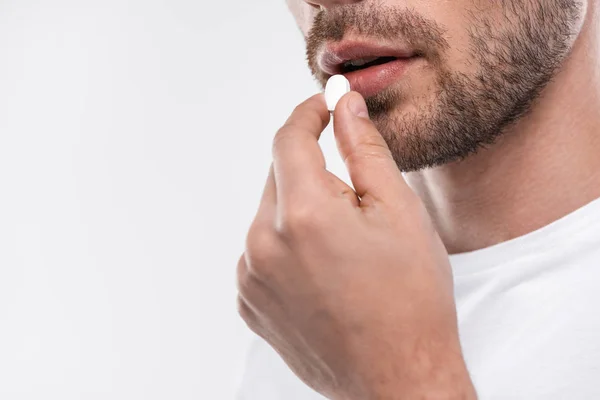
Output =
[{"x1": 348, "y1": 92, "x2": 370, "y2": 119}]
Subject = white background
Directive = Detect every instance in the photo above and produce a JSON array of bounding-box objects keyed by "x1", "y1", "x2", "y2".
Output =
[{"x1": 0, "y1": 1, "x2": 352, "y2": 399}]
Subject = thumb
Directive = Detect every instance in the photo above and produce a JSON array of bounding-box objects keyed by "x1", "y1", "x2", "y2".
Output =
[{"x1": 333, "y1": 91, "x2": 411, "y2": 205}]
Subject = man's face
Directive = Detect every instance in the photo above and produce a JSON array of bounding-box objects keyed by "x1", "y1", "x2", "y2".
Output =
[{"x1": 287, "y1": 0, "x2": 585, "y2": 172}]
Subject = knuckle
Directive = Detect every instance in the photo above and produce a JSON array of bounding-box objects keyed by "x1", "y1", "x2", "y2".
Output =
[
  {"x1": 236, "y1": 254, "x2": 251, "y2": 297},
  {"x1": 290, "y1": 99, "x2": 318, "y2": 121},
  {"x1": 277, "y1": 205, "x2": 319, "y2": 237},
  {"x1": 245, "y1": 224, "x2": 279, "y2": 277},
  {"x1": 236, "y1": 295, "x2": 249, "y2": 319},
  {"x1": 237, "y1": 296, "x2": 258, "y2": 331},
  {"x1": 272, "y1": 125, "x2": 296, "y2": 151},
  {"x1": 292, "y1": 102, "x2": 306, "y2": 115},
  {"x1": 344, "y1": 143, "x2": 392, "y2": 166}
]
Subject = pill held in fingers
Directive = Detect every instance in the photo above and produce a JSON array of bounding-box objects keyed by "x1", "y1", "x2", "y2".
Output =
[{"x1": 325, "y1": 75, "x2": 351, "y2": 112}]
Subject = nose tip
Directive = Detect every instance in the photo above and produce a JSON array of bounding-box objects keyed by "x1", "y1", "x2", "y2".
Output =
[{"x1": 305, "y1": 0, "x2": 364, "y2": 10}]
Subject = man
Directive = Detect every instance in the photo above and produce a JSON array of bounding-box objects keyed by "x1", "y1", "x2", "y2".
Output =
[{"x1": 236, "y1": 0, "x2": 600, "y2": 399}]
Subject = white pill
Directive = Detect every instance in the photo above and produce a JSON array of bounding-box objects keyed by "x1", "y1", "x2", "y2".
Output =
[{"x1": 325, "y1": 74, "x2": 351, "y2": 112}]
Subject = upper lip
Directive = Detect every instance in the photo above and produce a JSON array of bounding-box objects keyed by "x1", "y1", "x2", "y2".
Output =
[{"x1": 318, "y1": 40, "x2": 416, "y2": 76}]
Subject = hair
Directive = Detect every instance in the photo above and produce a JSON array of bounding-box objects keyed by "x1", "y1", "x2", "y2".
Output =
[{"x1": 305, "y1": 0, "x2": 583, "y2": 171}]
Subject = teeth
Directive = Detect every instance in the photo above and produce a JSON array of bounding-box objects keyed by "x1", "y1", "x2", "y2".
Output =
[{"x1": 344, "y1": 57, "x2": 380, "y2": 68}]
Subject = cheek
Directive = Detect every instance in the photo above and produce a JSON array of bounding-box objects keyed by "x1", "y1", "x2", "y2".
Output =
[
  {"x1": 287, "y1": 0, "x2": 317, "y2": 36},
  {"x1": 409, "y1": 1, "x2": 487, "y2": 75}
]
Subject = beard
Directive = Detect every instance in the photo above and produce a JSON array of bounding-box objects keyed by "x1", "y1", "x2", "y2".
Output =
[{"x1": 306, "y1": 0, "x2": 583, "y2": 172}]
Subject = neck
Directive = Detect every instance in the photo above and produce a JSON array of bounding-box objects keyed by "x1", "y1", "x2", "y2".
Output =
[{"x1": 404, "y1": 3, "x2": 600, "y2": 255}]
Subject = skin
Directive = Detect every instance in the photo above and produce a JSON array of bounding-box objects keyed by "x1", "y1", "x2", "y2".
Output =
[
  {"x1": 238, "y1": 93, "x2": 477, "y2": 399},
  {"x1": 237, "y1": 0, "x2": 600, "y2": 398},
  {"x1": 294, "y1": 0, "x2": 600, "y2": 253}
]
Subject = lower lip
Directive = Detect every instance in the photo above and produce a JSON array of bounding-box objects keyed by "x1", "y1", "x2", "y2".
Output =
[{"x1": 343, "y1": 57, "x2": 419, "y2": 98}]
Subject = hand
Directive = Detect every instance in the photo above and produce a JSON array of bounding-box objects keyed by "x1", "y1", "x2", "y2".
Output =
[{"x1": 237, "y1": 92, "x2": 477, "y2": 400}]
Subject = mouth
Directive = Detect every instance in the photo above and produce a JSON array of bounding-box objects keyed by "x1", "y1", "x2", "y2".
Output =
[
  {"x1": 318, "y1": 41, "x2": 421, "y2": 98},
  {"x1": 340, "y1": 56, "x2": 401, "y2": 73}
]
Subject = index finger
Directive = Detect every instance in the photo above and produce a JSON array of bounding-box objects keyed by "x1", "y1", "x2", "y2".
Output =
[{"x1": 272, "y1": 93, "x2": 331, "y2": 205}]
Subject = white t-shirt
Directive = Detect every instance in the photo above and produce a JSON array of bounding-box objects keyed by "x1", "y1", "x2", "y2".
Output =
[{"x1": 236, "y1": 196, "x2": 600, "y2": 400}]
